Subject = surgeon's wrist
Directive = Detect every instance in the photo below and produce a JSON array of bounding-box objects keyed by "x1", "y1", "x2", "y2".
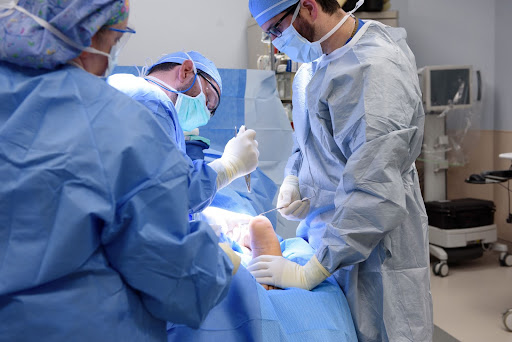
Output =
[
  {"x1": 303, "y1": 255, "x2": 331, "y2": 290},
  {"x1": 208, "y1": 158, "x2": 239, "y2": 190},
  {"x1": 218, "y1": 242, "x2": 241, "y2": 275},
  {"x1": 283, "y1": 175, "x2": 299, "y2": 187}
]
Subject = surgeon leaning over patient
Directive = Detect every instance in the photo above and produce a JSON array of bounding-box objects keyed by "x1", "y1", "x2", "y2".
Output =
[
  {"x1": 248, "y1": 0, "x2": 433, "y2": 341},
  {"x1": 0, "y1": 1, "x2": 241, "y2": 341},
  {"x1": 108, "y1": 52, "x2": 259, "y2": 214}
]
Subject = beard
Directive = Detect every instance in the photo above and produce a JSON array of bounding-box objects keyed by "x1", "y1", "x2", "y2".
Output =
[
  {"x1": 295, "y1": 16, "x2": 316, "y2": 42},
  {"x1": 177, "y1": 74, "x2": 197, "y2": 93}
]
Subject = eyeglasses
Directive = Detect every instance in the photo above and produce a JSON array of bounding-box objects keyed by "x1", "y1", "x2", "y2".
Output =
[
  {"x1": 265, "y1": 4, "x2": 298, "y2": 38},
  {"x1": 109, "y1": 26, "x2": 136, "y2": 34},
  {"x1": 198, "y1": 72, "x2": 221, "y2": 117},
  {"x1": 108, "y1": 26, "x2": 136, "y2": 50}
]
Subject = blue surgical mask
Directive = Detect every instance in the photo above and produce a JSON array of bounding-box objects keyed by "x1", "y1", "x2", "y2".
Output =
[
  {"x1": 273, "y1": 0, "x2": 363, "y2": 63},
  {"x1": 145, "y1": 71, "x2": 211, "y2": 132},
  {"x1": 174, "y1": 86, "x2": 211, "y2": 131}
]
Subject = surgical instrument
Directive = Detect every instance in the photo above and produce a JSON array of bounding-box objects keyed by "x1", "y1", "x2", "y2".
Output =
[
  {"x1": 258, "y1": 197, "x2": 311, "y2": 216},
  {"x1": 235, "y1": 126, "x2": 251, "y2": 193}
]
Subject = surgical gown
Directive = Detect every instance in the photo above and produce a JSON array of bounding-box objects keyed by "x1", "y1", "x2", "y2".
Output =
[
  {"x1": 107, "y1": 73, "x2": 218, "y2": 214},
  {"x1": 288, "y1": 21, "x2": 433, "y2": 342},
  {"x1": 0, "y1": 62, "x2": 233, "y2": 341}
]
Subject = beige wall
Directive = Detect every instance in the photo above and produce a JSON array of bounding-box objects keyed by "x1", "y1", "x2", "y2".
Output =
[{"x1": 447, "y1": 130, "x2": 512, "y2": 242}]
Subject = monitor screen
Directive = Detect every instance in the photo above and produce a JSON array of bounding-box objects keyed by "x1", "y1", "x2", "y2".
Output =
[{"x1": 424, "y1": 65, "x2": 472, "y2": 113}]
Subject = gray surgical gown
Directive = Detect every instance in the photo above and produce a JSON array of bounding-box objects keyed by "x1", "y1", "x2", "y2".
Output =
[{"x1": 288, "y1": 21, "x2": 433, "y2": 342}]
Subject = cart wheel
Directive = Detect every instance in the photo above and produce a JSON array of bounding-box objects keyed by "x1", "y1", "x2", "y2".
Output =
[
  {"x1": 433, "y1": 262, "x2": 449, "y2": 277},
  {"x1": 503, "y1": 309, "x2": 512, "y2": 332},
  {"x1": 500, "y1": 254, "x2": 512, "y2": 267}
]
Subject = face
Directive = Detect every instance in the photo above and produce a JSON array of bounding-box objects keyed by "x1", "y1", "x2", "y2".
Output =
[
  {"x1": 183, "y1": 72, "x2": 221, "y2": 116},
  {"x1": 261, "y1": 2, "x2": 316, "y2": 42},
  {"x1": 261, "y1": 5, "x2": 297, "y2": 41},
  {"x1": 294, "y1": 14, "x2": 315, "y2": 41},
  {"x1": 87, "y1": 18, "x2": 129, "y2": 76}
]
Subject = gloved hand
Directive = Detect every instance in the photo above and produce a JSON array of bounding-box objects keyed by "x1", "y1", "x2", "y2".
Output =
[
  {"x1": 223, "y1": 213, "x2": 252, "y2": 249},
  {"x1": 247, "y1": 255, "x2": 330, "y2": 290},
  {"x1": 208, "y1": 126, "x2": 259, "y2": 190},
  {"x1": 277, "y1": 175, "x2": 310, "y2": 221},
  {"x1": 218, "y1": 242, "x2": 241, "y2": 275}
]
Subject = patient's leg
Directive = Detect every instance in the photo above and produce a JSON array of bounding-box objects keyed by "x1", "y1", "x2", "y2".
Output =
[{"x1": 249, "y1": 216, "x2": 282, "y2": 291}]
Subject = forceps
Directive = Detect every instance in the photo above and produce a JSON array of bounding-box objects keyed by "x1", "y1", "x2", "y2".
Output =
[
  {"x1": 235, "y1": 126, "x2": 251, "y2": 193},
  {"x1": 258, "y1": 197, "x2": 311, "y2": 216}
]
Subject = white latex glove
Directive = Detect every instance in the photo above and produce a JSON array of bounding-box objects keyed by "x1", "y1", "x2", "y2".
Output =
[
  {"x1": 218, "y1": 242, "x2": 241, "y2": 275},
  {"x1": 208, "y1": 125, "x2": 259, "y2": 190},
  {"x1": 277, "y1": 175, "x2": 310, "y2": 221},
  {"x1": 218, "y1": 211, "x2": 252, "y2": 249},
  {"x1": 247, "y1": 255, "x2": 330, "y2": 290}
]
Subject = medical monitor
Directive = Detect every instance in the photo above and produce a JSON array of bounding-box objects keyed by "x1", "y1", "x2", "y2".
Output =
[{"x1": 422, "y1": 65, "x2": 472, "y2": 113}]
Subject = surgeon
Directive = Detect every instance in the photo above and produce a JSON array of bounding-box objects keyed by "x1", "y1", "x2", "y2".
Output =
[
  {"x1": 247, "y1": 0, "x2": 433, "y2": 341},
  {"x1": 108, "y1": 52, "x2": 259, "y2": 214},
  {"x1": 0, "y1": 1, "x2": 241, "y2": 341}
]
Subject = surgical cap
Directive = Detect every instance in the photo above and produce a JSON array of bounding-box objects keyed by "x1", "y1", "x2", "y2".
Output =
[
  {"x1": 149, "y1": 51, "x2": 223, "y2": 93},
  {"x1": 249, "y1": 0, "x2": 299, "y2": 26},
  {"x1": 0, "y1": 0, "x2": 129, "y2": 69}
]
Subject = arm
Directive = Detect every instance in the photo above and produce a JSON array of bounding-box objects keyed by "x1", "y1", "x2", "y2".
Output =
[
  {"x1": 275, "y1": 68, "x2": 309, "y2": 219},
  {"x1": 316, "y1": 57, "x2": 422, "y2": 272},
  {"x1": 284, "y1": 131, "x2": 303, "y2": 177},
  {"x1": 284, "y1": 61, "x2": 311, "y2": 179}
]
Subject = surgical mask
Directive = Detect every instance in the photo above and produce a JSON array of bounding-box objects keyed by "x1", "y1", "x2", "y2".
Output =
[
  {"x1": 145, "y1": 71, "x2": 211, "y2": 132},
  {"x1": 0, "y1": 0, "x2": 130, "y2": 78},
  {"x1": 174, "y1": 83, "x2": 211, "y2": 131},
  {"x1": 272, "y1": 0, "x2": 364, "y2": 63},
  {"x1": 83, "y1": 46, "x2": 119, "y2": 78}
]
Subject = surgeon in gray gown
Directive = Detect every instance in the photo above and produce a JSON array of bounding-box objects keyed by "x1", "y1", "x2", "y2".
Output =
[{"x1": 247, "y1": 0, "x2": 433, "y2": 341}]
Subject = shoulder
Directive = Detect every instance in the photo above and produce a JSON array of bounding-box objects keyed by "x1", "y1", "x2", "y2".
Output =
[
  {"x1": 107, "y1": 73, "x2": 176, "y2": 114},
  {"x1": 45, "y1": 67, "x2": 170, "y2": 141},
  {"x1": 107, "y1": 73, "x2": 166, "y2": 100},
  {"x1": 320, "y1": 24, "x2": 415, "y2": 84},
  {"x1": 353, "y1": 23, "x2": 411, "y2": 67}
]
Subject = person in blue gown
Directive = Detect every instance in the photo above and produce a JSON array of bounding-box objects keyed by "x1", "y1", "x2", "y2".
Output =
[
  {"x1": 248, "y1": 0, "x2": 433, "y2": 341},
  {"x1": 108, "y1": 52, "x2": 260, "y2": 214},
  {"x1": 0, "y1": 1, "x2": 240, "y2": 341}
]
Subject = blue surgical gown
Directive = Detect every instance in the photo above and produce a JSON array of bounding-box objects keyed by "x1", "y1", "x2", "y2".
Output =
[
  {"x1": 288, "y1": 21, "x2": 433, "y2": 341},
  {"x1": 0, "y1": 62, "x2": 233, "y2": 341},
  {"x1": 107, "y1": 73, "x2": 218, "y2": 214}
]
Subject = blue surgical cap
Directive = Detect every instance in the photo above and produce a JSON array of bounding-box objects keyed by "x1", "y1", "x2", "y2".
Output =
[
  {"x1": 249, "y1": 0, "x2": 299, "y2": 26},
  {"x1": 149, "y1": 51, "x2": 222, "y2": 93},
  {"x1": 0, "y1": 0, "x2": 129, "y2": 69}
]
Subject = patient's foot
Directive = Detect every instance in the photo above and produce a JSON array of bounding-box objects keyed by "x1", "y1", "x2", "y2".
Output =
[{"x1": 249, "y1": 216, "x2": 282, "y2": 291}]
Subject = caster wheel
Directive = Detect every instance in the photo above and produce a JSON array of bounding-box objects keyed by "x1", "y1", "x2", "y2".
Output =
[
  {"x1": 503, "y1": 309, "x2": 512, "y2": 332},
  {"x1": 433, "y1": 262, "x2": 449, "y2": 277},
  {"x1": 500, "y1": 254, "x2": 512, "y2": 267}
]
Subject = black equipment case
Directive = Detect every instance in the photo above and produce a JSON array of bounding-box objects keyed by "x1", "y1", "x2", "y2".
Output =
[{"x1": 425, "y1": 198, "x2": 496, "y2": 229}]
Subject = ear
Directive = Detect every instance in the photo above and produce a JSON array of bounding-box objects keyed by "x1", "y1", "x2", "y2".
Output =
[
  {"x1": 178, "y1": 59, "x2": 196, "y2": 83},
  {"x1": 300, "y1": 0, "x2": 318, "y2": 21}
]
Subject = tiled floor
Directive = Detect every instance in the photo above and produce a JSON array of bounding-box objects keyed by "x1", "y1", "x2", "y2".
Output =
[{"x1": 430, "y1": 243, "x2": 512, "y2": 342}]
